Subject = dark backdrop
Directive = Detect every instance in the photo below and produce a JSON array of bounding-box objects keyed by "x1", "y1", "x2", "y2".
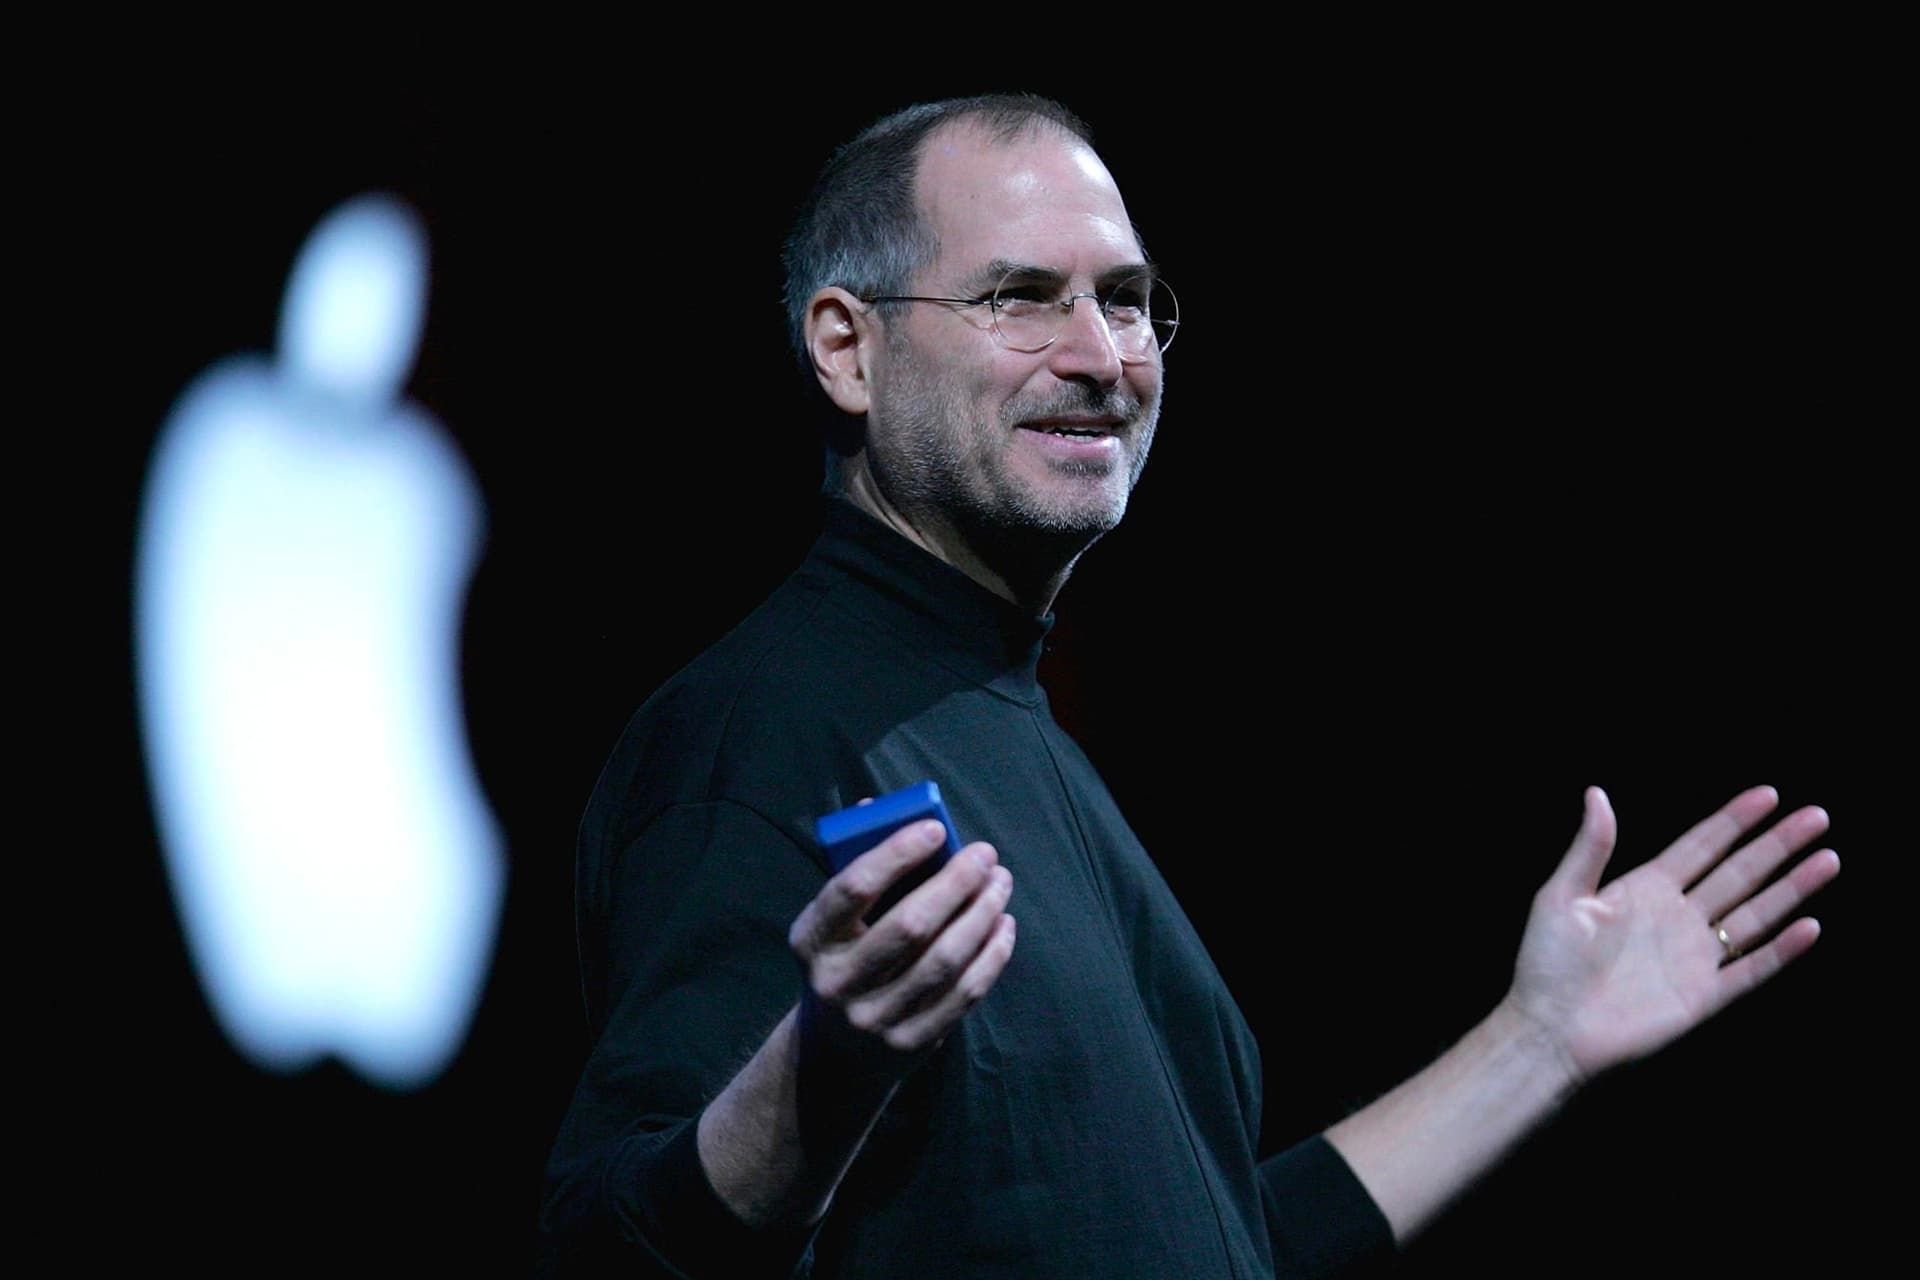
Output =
[{"x1": 84, "y1": 60, "x2": 1896, "y2": 1276}]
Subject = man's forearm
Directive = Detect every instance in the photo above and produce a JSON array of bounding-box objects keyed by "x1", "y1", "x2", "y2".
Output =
[
  {"x1": 1324, "y1": 998, "x2": 1581, "y2": 1244},
  {"x1": 696, "y1": 1004, "x2": 899, "y2": 1230}
]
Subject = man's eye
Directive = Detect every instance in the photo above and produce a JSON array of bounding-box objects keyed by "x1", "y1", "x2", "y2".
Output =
[{"x1": 995, "y1": 284, "x2": 1053, "y2": 305}]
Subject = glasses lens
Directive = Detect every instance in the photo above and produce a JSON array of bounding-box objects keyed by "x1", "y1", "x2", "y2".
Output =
[
  {"x1": 990, "y1": 270, "x2": 1179, "y2": 360},
  {"x1": 1145, "y1": 277, "x2": 1178, "y2": 357},
  {"x1": 988, "y1": 274, "x2": 1057, "y2": 352},
  {"x1": 1103, "y1": 275, "x2": 1179, "y2": 361}
]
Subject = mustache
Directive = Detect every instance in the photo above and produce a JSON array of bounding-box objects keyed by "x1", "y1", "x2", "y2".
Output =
[{"x1": 1009, "y1": 384, "x2": 1147, "y2": 425}]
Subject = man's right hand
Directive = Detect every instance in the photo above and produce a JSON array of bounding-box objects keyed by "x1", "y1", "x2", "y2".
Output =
[
  {"x1": 788, "y1": 819, "x2": 1017, "y2": 1079},
  {"x1": 696, "y1": 819, "x2": 1015, "y2": 1230}
]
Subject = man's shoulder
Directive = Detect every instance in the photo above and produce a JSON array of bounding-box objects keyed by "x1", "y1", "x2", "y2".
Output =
[
  {"x1": 645, "y1": 568, "x2": 849, "y2": 741},
  {"x1": 580, "y1": 559, "x2": 890, "y2": 843}
]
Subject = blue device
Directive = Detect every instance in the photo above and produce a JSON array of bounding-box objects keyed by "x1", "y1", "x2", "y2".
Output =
[{"x1": 815, "y1": 780, "x2": 963, "y2": 875}]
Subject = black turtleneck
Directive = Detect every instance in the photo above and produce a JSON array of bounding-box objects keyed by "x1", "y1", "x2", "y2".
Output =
[{"x1": 537, "y1": 500, "x2": 1392, "y2": 1278}]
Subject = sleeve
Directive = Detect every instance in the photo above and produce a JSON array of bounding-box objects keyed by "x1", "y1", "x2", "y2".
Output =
[
  {"x1": 1258, "y1": 1136, "x2": 1397, "y2": 1279},
  {"x1": 536, "y1": 799, "x2": 829, "y2": 1279}
]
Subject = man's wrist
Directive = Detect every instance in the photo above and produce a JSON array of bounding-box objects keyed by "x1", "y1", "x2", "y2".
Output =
[
  {"x1": 1486, "y1": 995, "x2": 1585, "y2": 1103},
  {"x1": 699, "y1": 1003, "x2": 904, "y2": 1232}
]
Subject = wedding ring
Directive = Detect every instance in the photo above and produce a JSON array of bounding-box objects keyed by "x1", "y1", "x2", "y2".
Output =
[{"x1": 1715, "y1": 925, "x2": 1743, "y2": 962}]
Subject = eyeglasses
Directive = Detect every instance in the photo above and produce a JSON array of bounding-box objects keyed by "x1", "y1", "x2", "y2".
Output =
[{"x1": 863, "y1": 267, "x2": 1179, "y2": 362}]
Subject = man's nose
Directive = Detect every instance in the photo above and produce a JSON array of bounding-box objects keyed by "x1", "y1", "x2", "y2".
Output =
[{"x1": 1045, "y1": 295, "x2": 1125, "y2": 386}]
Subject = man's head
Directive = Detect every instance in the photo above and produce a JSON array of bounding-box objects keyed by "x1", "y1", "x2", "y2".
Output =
[
  {"x1": 782, "y1": 95, "x2": 1100, "y2": 372},
  {"x1": 786, "y1": 95, "x2": 1166, "y2": 595}
]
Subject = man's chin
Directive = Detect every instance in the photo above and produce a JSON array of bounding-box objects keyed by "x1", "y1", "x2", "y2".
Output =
[{"x1": 1003, "y1": 487, "x2": 1131, "y2": 539}]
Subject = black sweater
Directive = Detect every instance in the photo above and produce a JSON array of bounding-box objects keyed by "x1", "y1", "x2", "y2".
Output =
[{"x1": 538, "y1": 500, "x2": 1393, "y2": 1278}]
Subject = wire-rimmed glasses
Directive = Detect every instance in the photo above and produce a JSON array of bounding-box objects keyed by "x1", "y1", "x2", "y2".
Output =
[{"x1": 863, "y1": 267, "x2": 1179, "y2": 362}]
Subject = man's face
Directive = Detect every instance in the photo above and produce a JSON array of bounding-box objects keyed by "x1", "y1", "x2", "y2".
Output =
[{"x1": 863, "y1": 125, "x2": 1163, "y2": 542}]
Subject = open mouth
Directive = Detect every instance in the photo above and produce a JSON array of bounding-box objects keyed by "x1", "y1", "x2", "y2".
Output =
[{"x1": 1021, "y1": 416, "x2": 1122, "y2": 440}]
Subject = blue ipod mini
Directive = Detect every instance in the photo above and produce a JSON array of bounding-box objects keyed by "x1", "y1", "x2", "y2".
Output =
[{"x1": 815, "y1": 780, "x2": 963, "y2": 874}]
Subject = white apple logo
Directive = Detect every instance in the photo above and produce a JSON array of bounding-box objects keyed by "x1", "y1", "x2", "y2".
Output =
[{"x1": 136, "y1": 194, "x2": 503, "y2": 1089}]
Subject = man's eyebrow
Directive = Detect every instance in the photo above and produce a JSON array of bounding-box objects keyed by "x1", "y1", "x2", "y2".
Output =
[
  {"x1": 956, "y1": 260, "x2": 1063, "y2": 295},
  {"x1": 956, "y1": 259, "x2": 1162, "y2": 294},
  {"x1": 1095, "y1": 262, "x2": 1160, "y2": 290}
]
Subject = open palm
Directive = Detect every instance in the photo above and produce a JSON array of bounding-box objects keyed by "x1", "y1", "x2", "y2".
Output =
[{"x1": 1507, "y1": 786, "x2": 1840, "y2": 1083}]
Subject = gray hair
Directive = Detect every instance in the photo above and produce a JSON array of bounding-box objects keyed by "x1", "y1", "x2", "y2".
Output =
[{"x1": 780, "y1": 93, "x2": 1096, "y2": 376}]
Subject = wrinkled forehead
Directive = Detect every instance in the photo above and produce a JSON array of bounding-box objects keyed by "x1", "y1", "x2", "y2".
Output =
[{"x1": 912, "y1": 122, "x2": 1145, "y2": 287}]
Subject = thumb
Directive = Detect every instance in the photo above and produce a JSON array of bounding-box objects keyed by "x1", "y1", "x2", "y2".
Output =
[{"x1": 1545, "y1": 785, "x2": 1617, "y2": 898}]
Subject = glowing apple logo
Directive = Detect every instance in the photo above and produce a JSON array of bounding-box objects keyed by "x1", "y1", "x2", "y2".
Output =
[{"x1": 136, "y1": 194, "x2": 503, "y2": 1089}]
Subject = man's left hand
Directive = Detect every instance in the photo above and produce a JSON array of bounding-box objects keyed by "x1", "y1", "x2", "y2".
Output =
[{"x1": 1504, "y1": 785, "x2": 1841, "y2": 1086}]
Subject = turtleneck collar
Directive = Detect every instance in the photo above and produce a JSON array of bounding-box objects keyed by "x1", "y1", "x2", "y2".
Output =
[{"x1": 803, "y1": 498, "x2": 1054, "y2": 705}]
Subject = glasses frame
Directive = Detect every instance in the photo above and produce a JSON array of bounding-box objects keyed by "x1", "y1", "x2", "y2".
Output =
[{"x1": 862, "y1": 268, "x2": 1178, "y2": 361}]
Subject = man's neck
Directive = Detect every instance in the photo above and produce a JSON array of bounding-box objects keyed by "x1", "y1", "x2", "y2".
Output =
[{"x1": 838, "y1": 472, "x2": 1085, "y2": 617}]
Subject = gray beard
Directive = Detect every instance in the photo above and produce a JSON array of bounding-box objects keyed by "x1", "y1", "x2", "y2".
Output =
[{"x1": 882, "y1": 380, "x2": 1161, "y2": 540}]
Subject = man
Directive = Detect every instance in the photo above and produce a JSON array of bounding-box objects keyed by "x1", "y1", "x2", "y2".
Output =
[{"x1": 537, "y1": 94, "x2": 1840, "y2": 1278}]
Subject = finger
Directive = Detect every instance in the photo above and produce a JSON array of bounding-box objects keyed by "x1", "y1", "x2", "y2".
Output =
[
  {"x1": 1543, "y1": 786, "x2": 1618, "y2": 900},
  {"x1": 1654, "y1": 785, "x2": 1781, "y2": 887},
  {"x1": 880, "y1": 913, "x2": 1018, "y2": 1055},
  {"x1": 807, "y1": 843, "x2": 997, "y2": 998},
  {"x1": 848, "y1": 864, "x2": 1013, "y2": 1032},
  {"x1": 1711, "y1": 917, "x2": 1824, "y2": 1009},
  {"x1": 1709, "y1": 848, "x2": 1841, "y2": 958},
  {"x1": 847, "y1": 843, "x2": 1000, "y2": 985},
  {"x1": 1690, "y1": 805, "x2": 1831, "y2": 922},
  {"x1": 790, "y1": 820, "x2": 953, "y2": 954}
]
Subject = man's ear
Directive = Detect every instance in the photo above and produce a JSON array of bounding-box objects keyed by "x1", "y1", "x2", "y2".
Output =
[{"x1": 806, "y1": 287, "x2": 880, "y2": 416}]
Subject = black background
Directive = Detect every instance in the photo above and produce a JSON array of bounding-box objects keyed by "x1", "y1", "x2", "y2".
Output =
[{"x1": 80, "y1": 47, "x2": 1898, "y2": 1277}]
